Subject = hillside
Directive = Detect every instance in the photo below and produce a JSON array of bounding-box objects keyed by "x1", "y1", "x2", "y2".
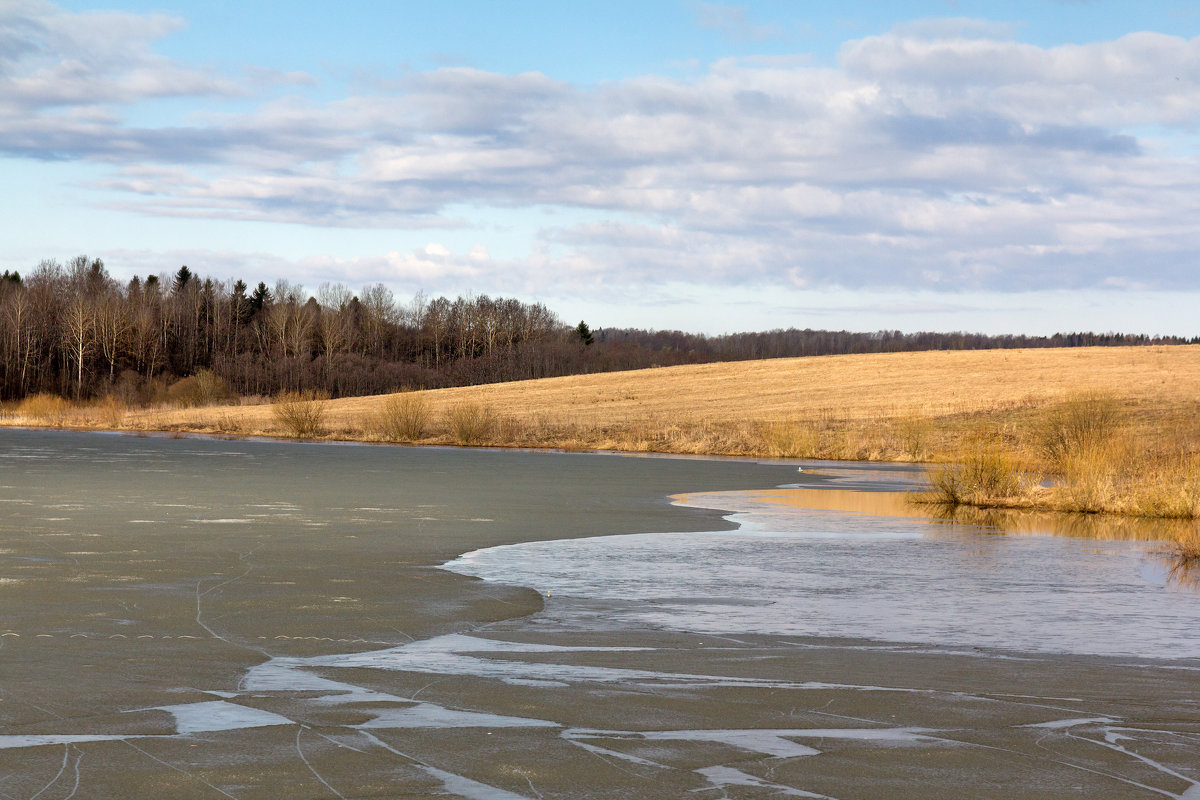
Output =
[{"x1": 105, "y1": 345, "x2": 1199, "y2": 461}]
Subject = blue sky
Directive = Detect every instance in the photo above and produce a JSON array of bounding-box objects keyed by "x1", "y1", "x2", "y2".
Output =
[{"x1": 3, "y1": 1, "x2": 1199, "y2": 335}]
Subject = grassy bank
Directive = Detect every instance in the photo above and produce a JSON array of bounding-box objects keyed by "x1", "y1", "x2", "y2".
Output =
[{"x1": 919, "y1": 398, "x2": 1200, "y2": 520}]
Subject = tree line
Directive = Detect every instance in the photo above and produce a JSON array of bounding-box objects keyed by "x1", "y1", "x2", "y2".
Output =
[
  {"x1": 589, "y1": 326, "x2": 1198, "y2": 365},
  {"x1": 0, "y1": 257, "x2": 569, "y2": 402},
  {"x1": 1, "y1": 256, "x2": 1194, "y2": 404}
]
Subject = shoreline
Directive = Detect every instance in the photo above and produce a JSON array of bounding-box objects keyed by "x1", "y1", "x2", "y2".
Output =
[
  {"x1": 446, "y1": 472, "x2": 1200, "y2": 659},
  {"x1": 6, "y1": 417, "x2": 1199, "y2": 534}
]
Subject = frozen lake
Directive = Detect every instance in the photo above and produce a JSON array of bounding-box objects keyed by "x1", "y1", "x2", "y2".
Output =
[{"x1": 1, "y1": 429, "x2": 1197, "y2": 799}]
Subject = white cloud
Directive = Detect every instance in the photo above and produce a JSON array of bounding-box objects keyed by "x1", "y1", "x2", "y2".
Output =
[{"x1": 0, "y1": 0, "x2": 240, "y2": 110}]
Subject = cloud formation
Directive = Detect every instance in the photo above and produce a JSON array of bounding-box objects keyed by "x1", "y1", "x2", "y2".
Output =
[{"x1": 3, "y1": 3, "x2": 1199, "y2": 294}]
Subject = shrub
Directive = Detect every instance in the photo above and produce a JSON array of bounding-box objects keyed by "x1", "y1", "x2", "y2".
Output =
[
  {"x1": 1134, "y1": 454, "x2": 1200, "y2": 520},
  {"x1": 165, "y1": 369, "x2": 231, "y2": 408},
  {"x1": 894, "y1": 414, "x2": 932, "y2": 461},
  {"x1": 925, "y1": 435, "x2": 1024, "y2": 506},
  {"x1": 1039, "y1": 393, "x2": 1122, "y2": 469},
  {"x1": 444, "y1": 402, "x2": 494, "y2": 446},
  {"x1": 272, "y1": 390, "x2": 329, "y2": 439},
  {"x1": 371, "y1": 393, "x2": 429, "y2": 442},
  {"x1": 1055, "y1": 436, "x2": 1129, "y2": 513},
  {"x1": 17, "y1": 393, "x2": 70, "y2": 425}
]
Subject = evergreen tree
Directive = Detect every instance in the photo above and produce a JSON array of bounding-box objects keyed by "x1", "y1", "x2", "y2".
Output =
[
  {"x1": 172, "y1": 266, "x2": 194, "y2": 294},
  {"x1": 250, "y1": 282, "x2": 271, "y2": 313}
]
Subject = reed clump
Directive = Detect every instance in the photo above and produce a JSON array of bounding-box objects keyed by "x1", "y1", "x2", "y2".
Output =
[
  {"x1": 925, "y1": 433, "x2": 1026, "y2": 506},
  {"x1": 1132, "y1": 454, "x2": 1200, "y2": 519},
  {"x1": 1038, "y1": 393, "x2": 1122, "y2": 467},
  {"x1": 370, "y1": 393, "x2": 429, "y2": 442},
  {"x1": 92, "y1": 395, "x2": 127, "y2": 428},
  {"x1": 164, "y1": 369, "x2": 232, "y2": 408},
  {"x1": 1036, "y1": 394, "x2": 1200, "y2": 518},
  {"x1": 17, "y1": 393, "x2": 71, "y2": 425},
  {"x1": 758, "y1": 422, "x2": 819, "y2": 459},
  {"x1": 919, "y1": 392, "x2": 1200, "y2": 521},
  {"x1": 212, "y1": 412, "x2": 248, "y2": 436},
  {"x1": 444, "y1": 402, "x2": 495, "y2": 446},
  {"x1": 893, "y1": 414, "x2": 933, "y2": 461},
  {"x1": 272, "y1": 390, "x2": 329, "y2": 439}
]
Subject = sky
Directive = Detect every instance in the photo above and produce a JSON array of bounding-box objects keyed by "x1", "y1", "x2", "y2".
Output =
[{"x1": 2, "y1": 0, "x2": 1199, "y2": 336}]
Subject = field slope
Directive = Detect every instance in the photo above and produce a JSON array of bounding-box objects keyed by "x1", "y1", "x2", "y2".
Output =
[{"x1": 99, "y1": 345, "x2": 1200, "y2": 461}]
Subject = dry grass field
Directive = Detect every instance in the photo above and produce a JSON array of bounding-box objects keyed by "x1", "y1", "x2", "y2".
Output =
[{"x1": 6, "y1": 346, "x2": 1198, "y2": 463}]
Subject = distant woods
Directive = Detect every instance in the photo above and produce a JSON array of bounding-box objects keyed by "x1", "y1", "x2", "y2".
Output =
[
  {"x1": 0, "y1": 257, "x2": 567, "y2": 403},
  {"x1": 1, "y1": 256, "x2": 1196, "y2": 404}
]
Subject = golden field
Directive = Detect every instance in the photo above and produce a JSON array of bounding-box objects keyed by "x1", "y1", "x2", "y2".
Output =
[{"x1": 6, "y1": 346, "x2": 1199, "y2": 464}]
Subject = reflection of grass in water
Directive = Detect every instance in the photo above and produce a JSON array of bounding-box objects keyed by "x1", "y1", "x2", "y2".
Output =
[
  {"x1": 928, "y1": 502, "x2": 1200, "y2": 590},
  {"x1": 1162, "y1": 555, "x2": 1200, "y2": 591},
  {"x1": 1165, "y1": 529, "x2": 1200, "y2": 589},
  {"x1": 925, "y1": 502, "x2": 1195, "y2": 541}
]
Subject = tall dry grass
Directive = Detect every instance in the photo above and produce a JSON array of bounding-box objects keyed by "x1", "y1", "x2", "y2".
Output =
[
  {"x1": 1038, "y1": 393, "x2": 1121, "y2": 467},
  {"x1": 925, "y1": 433, "x2": 1026, "y2": 506},
  {"x1": 758, "y1": 422, "x2": 819, "y2": 459},
  {"x1": 272, "y1": 390, "x2": 329, "y2": 439},
  {"x1": 444, "y1": 402, "x2": 495, "y2": 446},
  {"x1": 921, "y1": 392, "x2": 1200, "y2": 521},
  {"x1": 370, "y1": 393, "x2": 429, "y2": 442},
  {"x1": 91, "y1": 395, "x2": 127, "y2": 428},
  {"x1": 17, "y1": 393, "x2": 71, "y2": 425}
]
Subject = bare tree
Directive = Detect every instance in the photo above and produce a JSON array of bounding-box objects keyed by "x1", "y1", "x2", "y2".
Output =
[
  {"x1": 316, "y1": 282, "x2": 355, "y2": 360},
  {"x1": 359, "y1": 283, "x2": 398, "y2": 358},
  {"x1": 61, "y1": 294, "x2": 96, "y2": 399},
  {"x1": 95, "y1": 290, "x2": 131, "y2": 383}
]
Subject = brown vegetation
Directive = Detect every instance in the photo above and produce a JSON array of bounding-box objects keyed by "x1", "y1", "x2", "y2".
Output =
[
  {"x1": 918, "y1": 390, "x2": 1200, "y2": 520},
  {"x1": 444, "y1": 402, "x2": 496, "y2": 446},
  {"x1": 15, "y1": 392, "x2": 71, "y2": 425},
  {"x1": 10, "y1": 345, "x2": 1192, "y2": 457},
  {"x1": 271, "y1": 390, "x2": 329, "y2": 439},
  {"x1": 368, "y1": 392, "x2": 429, "y2": 442},
  {"x1": 8, "y1": 344, "x2": 1200, "y2": 529}
]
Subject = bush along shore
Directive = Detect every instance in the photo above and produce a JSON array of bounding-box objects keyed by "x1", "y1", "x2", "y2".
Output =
[{"x1": 914, "y1": 393, "x2": 1200, "y2": 566}]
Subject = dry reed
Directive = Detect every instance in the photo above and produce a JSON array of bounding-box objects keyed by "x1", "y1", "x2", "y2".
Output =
[
  {"x1": 17, "y1": 393, "x2": 70, "y2": 425},
  {"x1": 93, "y1": 395, "x2": 127, "y2": 428},
  {"x1": 370, "y1": 393, "x2": 429, "y2": 442},
  {"x1": 444, "y1": 402, "x2": 495, "y2": 446},
  {"x1": 924, "y1": 434, "x2": 1026, "y2": 506},
  {"x1": 272, "y1": 390, "x2": 329, "y2": 439}
]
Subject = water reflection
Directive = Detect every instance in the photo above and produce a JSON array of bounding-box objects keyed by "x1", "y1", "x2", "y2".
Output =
[
  {"x1": 1161, "y1": 558, "x2": 1200, "y2": 592},
  {"x1": 751, "y1": 483, "x2": 1200, "y2": 590}
]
